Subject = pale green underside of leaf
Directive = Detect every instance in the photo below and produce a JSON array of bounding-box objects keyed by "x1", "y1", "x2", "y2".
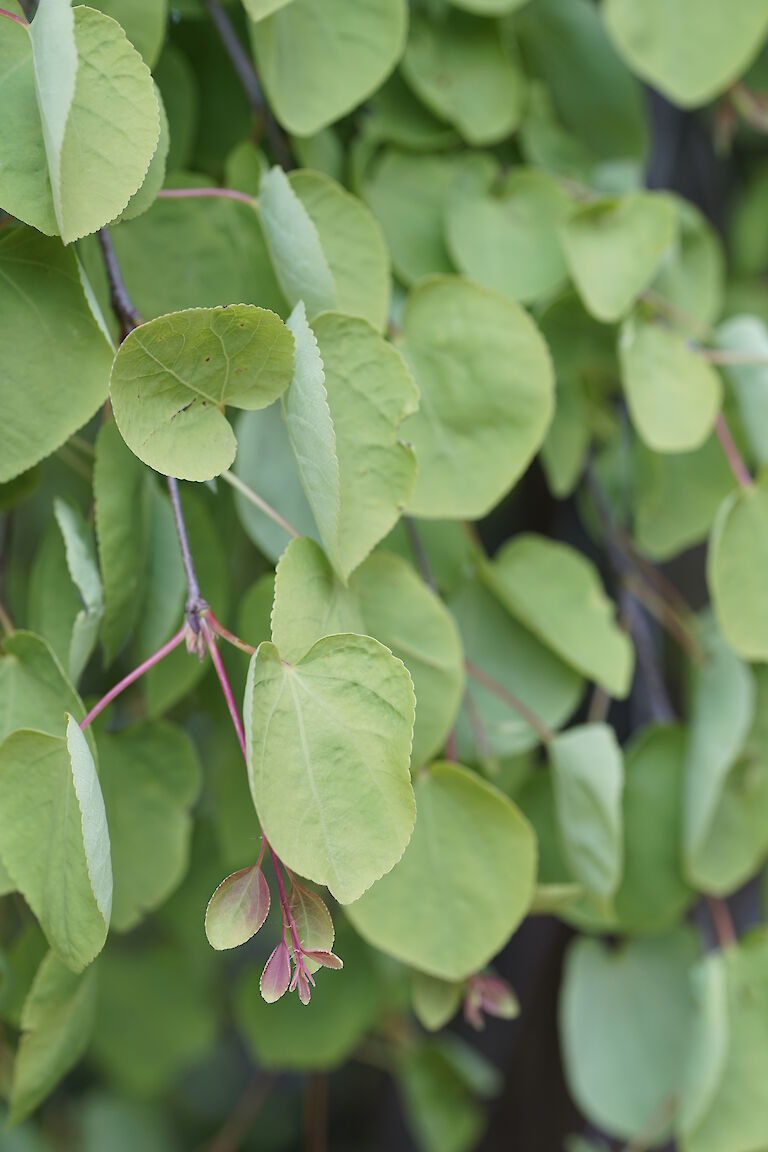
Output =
[
  {"x1": 53, "y1": 498, "x2": 103, "y2": 684},
  {"x1": 484, "y1": 535, "x2": 634, "y2": 697},
  {"x1": 0, "y1": 718, "x2": 111, "y2": 972},
  {"x1": 250, "y1": 0, "x2": 408, "y2": 136},
  {"x1": 603, "y1": 0, "x2": 768, "y2": 108},
  {"x1": 0, "y1": 0, "x2": 160, "y2": 243},
  {"x1": 9, "y1": 951, "x2": 96, "y2": 1124},
  {"x1": 399, "y1": 276, "x2": 555, "y2": 519},
  {"x1": 346, "y1": 761, "x2": 537, "y2": 981},
  {"x1": 708, "y1": 477, "x2": 768, "y2": 662},
  {"x1": 271, "y1": 538, "x2": 464, "y2": 766},
  {"x1": 0, "y1": 228, "x2": 113, "y2": 484},
  {"x1": 110, "y1": 305, "x2": 294, "y2": 481},
  {"x1": 258, "y1": 166, "x2": 336, "y2": 319},
  {"x1": 716, "y1": 315, "x2": 768, "y2": 467},
  {"x1": 244, "y1": 634, "x2": 416, "y2": 904},
  {"x1": 0, "y1": 631, "x2": 88, "y2": 748}
]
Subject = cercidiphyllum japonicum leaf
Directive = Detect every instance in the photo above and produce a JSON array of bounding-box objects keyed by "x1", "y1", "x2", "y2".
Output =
[
  {"x1": 96, "y1": 722, "x2": 202, "y2": 933},
  {"x1": 0, "y1": 632, "x2": 90, "y2": 748},
  {"x1": 244, "y1": 0, "x2": 292, "y2": 18},
  {"x1": 613, "y1": 725, "x2": 695, "y2": 933},
  {"x1": 346, "y1": 761, "x2": 536, "y2": 981},
  {"x1": 560, "y1": 193, "x2": 679, "y2": 324},
  {"x1": 716, "y1": 316, "x2": 768, "y2": 468},
  {"x1": 204, "y1": 866, "x2": 271, "y2": 951},
  {"x1": 248, "y1": 0, "x2": 408, "y2": 137},
  {"x1": 560, "y1": 928, "x2": 699, "y2": 1143},
  {"x1": 360, "y1": 72, "x2": 461, "y2": 153},
  {"x1": 287, "y1": 883, "x2": 335, "y2": 975},
  {"x1": 259, "y1": 167, "x2": 391, "y2": 331},
  {"x1": 548, "y1": 724, "x2": 624, "y2": 903},
  {"x1": 52, "y1": 499, "x2": 104, "y2": 685},
  {"x1": 395, "y1": 1038, "x2": 500, "y2": 1152},
  {"x1": 94, "y1": 420, "x2": 151, "y2": 667},
  {"x1": 449, "y1": 577, "x2": 583, "y2": 760},
  {"x1": 618, "y1": 319, "x2": 723, "y2": 454},
  {"x1": 450, "y1": 0, "x2": 529, "y2": 11},
  {"x1": 109, "y1": 305, "x2": 295, "y2": 482},
  {"x1": 8, "y1": 951, "x2": 97, "y2": 1125},
  {"x1": 708, "y1": 475, "x2": 768, "y2": 662},
  {"x1": 603, "y1": 0, "x2": 768, "y2": 109},
  {"x1": 411, "y1": 972, "x2": 464, "y2": 1033},
  {"x1": 0, "y1": 717, "x2": 111, "y2": 972},
  {"x1": 0, "y1": 0, "x2": 160, "y2": 243},
  {"x1": 649, "y1": 198, "x2": 725, "y2": 337},
  {"x1": 631, "y1": 433, "x2": 737, "y2": 563},
  {"x1": 235, "y1": 922, "x2": 381, "y2": 1071},
  {"x1": 244, "y1": 633, "x2": 416, "y2": 905},
  {"x1": 401, "y1": 9, "x2": 526, "y2": 146},
  {"x1": 86, "y1": 0, "x2": 168, "y2": 69},
  {"x1": 513, "y1": 0, "x2": 647, "y2": 164},
  {"x1": 116, "y1": 84, "x2": 169, "y2": 225},
  {"x1": 134, "y1": 482, "x2": 186, "y2": 662},
  {"x1": 0, "y1": 228, "x2": 114, "y2": 484},
  {"x1": 362, "y1": 150, "x2": 498, "y2": 287},
  {"x1": 483, "y1": 536, "x2": 634, "y2": 697},
  {"x1": 681, "y1": 616, "x2": 768, "y2": 895},
  {"x1": 270, "y1": 538, "x2": 465, "y2": 767},
  {"x1": 397, "y1": 277, "x2": 554, "y2": 520},
  {"x1": 445, "y1": 168, "x2": 572, "y2": 305}
]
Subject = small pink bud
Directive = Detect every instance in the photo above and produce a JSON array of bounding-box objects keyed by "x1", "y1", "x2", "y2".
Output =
[
  {"x1": 296, "y1": 967, "x2": 312, "y2": 1005},
  {"x1": 302, "y1": 949, "x2": 343, "y2": 970},
  {"x1": 464, "y1": 974, "x2": 519, "y2": 1030},
  {"x1": 260, "y1": 940, "x2": 291, "y2": 1003}
]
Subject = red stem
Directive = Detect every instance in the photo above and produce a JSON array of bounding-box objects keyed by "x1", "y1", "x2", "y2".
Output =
[
  {"x1": 80, "y1": 625, "x2": 187, "y2": 730},
  {"x1": 714, "y1": 413, "x2": 752, "y2": 489},
  {"x1": 207, "y1": 611, "x2": 257, "y2": 655},
  {"x1": 706, "y1": 895, "x2": 737, "y2": 949},
  {"x1": 157, "y1": 187, "x2": 255, "y2": 205},
  {"x1": 0, "y1": 7, "x2": 27, "y2": 26}
]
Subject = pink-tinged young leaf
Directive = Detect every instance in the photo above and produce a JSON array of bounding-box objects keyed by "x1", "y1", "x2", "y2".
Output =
[
  {"x1": 205, "y1": 866, "x2": 271, "y2": 951},
  {"x1": 296, "y1": 968, "x2": 312, "y2": 1005},
  {"x1": 302, "y1": 949, "x2": 344, "y2": 970},
  {"x1": 260, "y1": 940, "x2": 292, "y2": 1003},
  {"x1": 464, "y1": 974, "x2": 519, "y2": 1030}
]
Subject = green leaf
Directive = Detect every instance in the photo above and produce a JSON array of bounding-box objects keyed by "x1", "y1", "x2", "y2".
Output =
[
  {"x1": 244, "y1": 0, "x2": 292, "y2": 18},
  {"x1": 548, "y1": 724, "x2": 624, "y2": 902},
  {"x1": 134, "y1": 481, "x2": 185, "y2": 660},
  {"x1": 560, "y1": 194, "x2": 678, "y2": 323},
  {"x1": 249, "y1": 0, "x2": 408, "y2": 136},
  {"x1": 396, "y1": 1040, "x2": 487, "y2": 1152},
  {"x1": 314, "y1": 311, "x2": 418, "y2": 578},
  {"x1": 0, "y1": 717, "x2": 111, "y2": 972},
  {"x1": 204, "y1": 865, "x2": 270, "y2": 950},
  {"x1": 87, "y1": 0, "x2": 168, "y2": 68},
  {"x1": 94, "y1": 420, "x2": 150, "y2": 666},
  {"x1": 412, "y1": 972, "x2": 463, "y2": 1032},
  {"x1": 560, "y1": 929, "x2": 699, "y2": 1141},
  {"x1": 484, "y1": 535, "x2": 633, "y2": 697},
  {"x1": 9, "y1": 952, "x2": 96, "y2": 1125},
  {"x1": 116, "y1": 85, "x2": 169, "y2": 224},
  {"x1": 445, "y1": 168, "x2": 572, "y2": 304},
  {"x1": 244, "y1": 633, "x2": 416, "y2": 904},
  {"x1": 402, "y1": 9, "x2": 526, "y2": 146},
  {"x1": 614, "y1": 725, "x2": 694, "y2": 933},
  {"x1": 708, "y1": 476, "x2": 768, "y2": 661},
  {"x1": 0, "y1": 228, "x2": 113, "y2": 483},
  {"x1": 363, "y1": 149, "x2": 497, "y2": 286},
  {"x1": 450, "y1": 578, "x2": 583, "y2": 759},
  {"x1": 0, "y1": 632, "x2": 88, "y2": 746},
  {"x1": 271, "y1": 538, "x2": 464, "y2": 766},
  {"x1": 603, "y1": 0, "x2": 768, "y2": 108},
  {"x1": 282, "y1": 303, "x2": 341, "y2": 568},
  {"x1": 110, "y1": 304, "x2": 294, "y2": 481},
  {"x1": 651, "y1": 197, "x2": 724, "y2": 335},
  {"x1": 258, "y1": 166, "x2": 336, "y2": 319},
  {"x1": 681, "y1": 934, "x2": 768, "y2": 1152},
  {"x1": 398, "y1": 277, "x2": 554, "y2": 519},
  {"x1": 97, "y1": 722, "x2": 202, "y2": 932},
  {"x1": 235, "y1": 921, "x2": 381, "y2": 1069},
  {"x1": 52, "y1": 499, "x2": 103, "y2": 685},
  {"x1": 450, "y1": 0, "x2": 528, "y2": 10},
  {"x1": 619, "y1": 318, "x2": 722, "y2": 453},
  {"x1": 0, "y1": 0, "x2": 161, "y2": 243},
  {"x1": 346, "y1": 761, "x2": 536, "y2": 981},
  {"x1": 716, "y1": 316, "x2": 768, "y2": 467}
]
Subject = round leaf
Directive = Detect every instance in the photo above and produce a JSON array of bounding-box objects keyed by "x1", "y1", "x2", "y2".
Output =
[{"x1": 708, "y1": 477, "x2": 768, "y2": 661}]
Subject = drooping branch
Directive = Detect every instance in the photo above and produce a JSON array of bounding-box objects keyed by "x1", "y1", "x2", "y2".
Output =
[
  {"x1": 168, "y1": 477, "x2": 207, "y2": 631},
  {"x1": 96, "y1": 229, "x2": 141, "y2": 338}
]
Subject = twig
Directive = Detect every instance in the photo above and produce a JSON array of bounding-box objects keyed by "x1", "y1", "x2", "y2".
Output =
[
  {"x1": 714, "y1": 413, "x2": 752, "y2": 488},
  {"x1": 220, "y1": 469, "x2": 299, "y2": 540},
  {"x1": 168, "y1": 477, "x2": 207, "y2": 632},
  {"x1": 157, "y1": 187, "x2": 256, "y2": 205},
  {"x1": 465, "y1": 658, "x2": 554, "y2": 744},
  {"x1": 79, "y1": 626, "x2": 187, "y2": 730},
  {"x1": 96, "y1": 229, "x2": 141, "y2": 338},
  {"x1": 706, "y1": 894, "x2": 737, "y2": 949},
  {"x1": 205, "y1": 1074, "x2": 274, "y2": 1152},
  {"x1": 403, "y1": 517, "x2": 437, "y2": 593},
  {"x1": 202, "y1": 0, "x2": 293, "y2": 171}
]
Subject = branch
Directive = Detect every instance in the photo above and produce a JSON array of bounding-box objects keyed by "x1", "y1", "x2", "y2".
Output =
[
  {"x1": 168, "y1": 476, "x2": 207, "y2": 632},
  {"x1": 96, "y1": 229, "x2": 141, "y2": 338},
  {"x1": 202, "y1": 0, "x2": 293, "y2": 171}
]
